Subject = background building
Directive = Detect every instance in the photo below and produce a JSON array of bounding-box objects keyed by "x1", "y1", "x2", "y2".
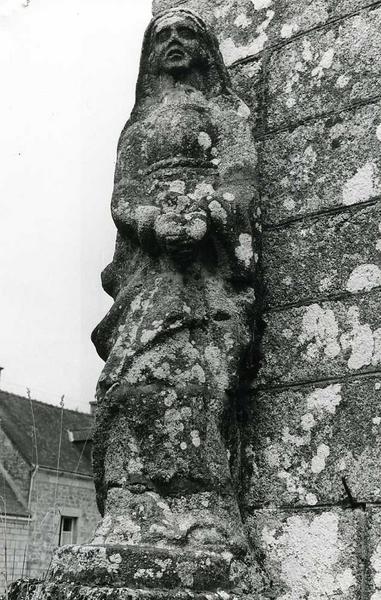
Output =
[{"x1": 0, "y1": 391, "x2": 100, "y2": 593}]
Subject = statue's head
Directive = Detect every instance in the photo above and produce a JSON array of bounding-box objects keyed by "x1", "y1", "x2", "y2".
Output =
[
  {"x1": 132, "y1": 9, "x2": 232, "y2": 113},
  {"x1": 149, "y1": 12, "x2": 210, "y2": 75}
]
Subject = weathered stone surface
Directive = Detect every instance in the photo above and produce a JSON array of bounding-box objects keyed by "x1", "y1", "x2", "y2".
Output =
[
  {"x1": 25, "y1": 583, "x2": 251, "y2": 600},
  {"x1": 263, "y1": 202, "x2": 381, "y2": 307},
  {"x1": 230, "y1": 58, "x2": 263, "y2": 125},
  {"x1": 19, "y1": 544, "x2": 267, "y2": 599},
  {"x1": 244, "y1": 376, "x2": 381, "y2": 507},
  {"x1": 90, "y1": 9, "x2": 260, "y2": 560},
  {"x1": 267, "y1": 6, "x2": 381, "y2": 127},
  {"x1": 259, "y1": 0, "x2": 374, "y2": 45},
  {"x1": 50, "y1": 545, "x2": 233, "y2": 591},
  {"x1": 6, "y1": 579, "x2": 40, "y2": 600},
  {"x1": 260, "y1": 102, "x2": 381, "y2": 224},
  {"x1": 367, "y1": 508, "x2": 381, "y2": 600},
  {"x1": 259, "y1": 291, "x2": 381, "y2": 385},
  {"x1": 45, "y1": 9, "x2": 265, "y2": 599},
  {"x1": 246, "y1": 508, "x2": 365, "y2": 598},
  {"x1": 153, "y1": 0, "x2": 374, "y2": 64}
]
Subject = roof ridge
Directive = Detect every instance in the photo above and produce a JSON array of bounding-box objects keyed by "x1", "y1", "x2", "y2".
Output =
[{"x1": 0, "y1": 389, "x2": 92, "y2": 417}]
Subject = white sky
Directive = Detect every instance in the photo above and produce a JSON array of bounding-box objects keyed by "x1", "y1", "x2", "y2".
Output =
[{"x1": 0, "y1": 0, "x2": 152, "y2": 411}]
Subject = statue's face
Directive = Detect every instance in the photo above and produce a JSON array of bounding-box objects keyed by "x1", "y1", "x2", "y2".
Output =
[{"x1": 151, "y1": 15, "x2": 208, "y2": 74}]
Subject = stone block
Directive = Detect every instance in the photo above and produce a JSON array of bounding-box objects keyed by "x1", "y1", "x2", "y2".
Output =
[
  {"x1": 263, "y1": 202, "x2": 381, "y2": 307},
  {"x1": 246, "y1": 508, "x2": 365, "y2": 598},
  {"x1": 25, "y1": 583, "x2": 245, "y2": 600},
  {"x1": 50, "y1": 545, "x2": 232, "y2": 591},
  {"x1": 8, "y1": 580, "x2": 240, "y2": 600},
  {"x1": 267, "y1": 6, "x2": 381, "y2": 127},
  {"x1": 18, "y1": 544, "x2": 266, "y2": 599},
  {"x1": 259, "y1": 291, "x2": 381, "y2": 386},
  {"x1": 259, "y1": 0, "x2": 373, "y2": 45},
  {"x1": 367, "y1": 507, "x2": 381, "y2": 600},
  {"x1": 153, "y1": 0, "x2": 374, "y2": 64},
  {"x1": 260, "y1": 102, "x2": 381, "y2": 224},
  {"x1": 231, "y1": 58, "x2": 263, "y2": 125},
  {"x1": 244, "y1": 376, "x2": 381, "y2": 507}
]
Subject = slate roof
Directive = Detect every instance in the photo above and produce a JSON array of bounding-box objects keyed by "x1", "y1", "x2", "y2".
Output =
[
  {"x1": 0, "y1": 390, "x2": 93, "y2": 477},
  {"x1": 0, "y1": 471, "x2": 29, "y2": 517}
]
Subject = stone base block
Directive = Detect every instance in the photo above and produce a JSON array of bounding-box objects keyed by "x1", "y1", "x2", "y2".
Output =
[
  {"x1": 20, "y1": 583, "x2": 245, "y2": 600},
  {"x1": 49, "y1": 544, "x2": 233, "y2": 591},
  {"x1": 11, "y1": 544, "x2": 265, "y2": 600}
]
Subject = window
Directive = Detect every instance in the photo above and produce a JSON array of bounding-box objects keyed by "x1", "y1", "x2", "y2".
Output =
[{"x1": 59, "y1": 516, "x2": 78, "y2": 545}]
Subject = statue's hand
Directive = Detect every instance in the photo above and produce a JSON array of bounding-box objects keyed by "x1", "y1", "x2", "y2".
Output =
[
  {"x1": 183, "y1": 210, "x2": 208, "y2": 243},
  {"x1": 154, "y1": 210, "x2": 208, "y2": 259},
  {"x1": 202, "y1": 194, "x2": 236, "y2": 230},
  {"x1": 135, "y1": 205, "x2": 161, "y2": 242}
]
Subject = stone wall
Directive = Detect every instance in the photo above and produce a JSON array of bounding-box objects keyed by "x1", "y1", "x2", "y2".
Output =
[
  {"x1": 0, "y1": 469, "x2": 100, "y2": 594},
  {"x1": 26, "y1": 469, "x2": 100, "y2": 580},
  {"x1": 152, "y1": 1, "x2": 381, "y2": 597}
]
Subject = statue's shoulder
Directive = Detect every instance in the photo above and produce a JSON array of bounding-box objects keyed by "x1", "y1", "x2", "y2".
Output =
[{"x1": 208, "y1": 92, "x2": 253, "y2": 130}]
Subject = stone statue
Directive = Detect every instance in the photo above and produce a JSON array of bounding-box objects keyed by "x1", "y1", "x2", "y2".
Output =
[
  {"x1": 8, "y1": 9, "x2": 265, "y2": 600},
  {"x1": 91, "y1": 5, "x2": 258, "y2": 562}
]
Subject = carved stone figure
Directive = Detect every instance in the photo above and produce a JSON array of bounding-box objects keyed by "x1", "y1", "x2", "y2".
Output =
[
  {"x1": 8, "y1": 10, "x2": 266, "y2": 600},
  {"x1": 91, "y1": 8, "x2": 259, "y2": 557}
]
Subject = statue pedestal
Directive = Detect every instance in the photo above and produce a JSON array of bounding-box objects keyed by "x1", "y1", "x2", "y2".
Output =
[{"x1": 24, "y1": 544, "x2": 259, "y2": 600}]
